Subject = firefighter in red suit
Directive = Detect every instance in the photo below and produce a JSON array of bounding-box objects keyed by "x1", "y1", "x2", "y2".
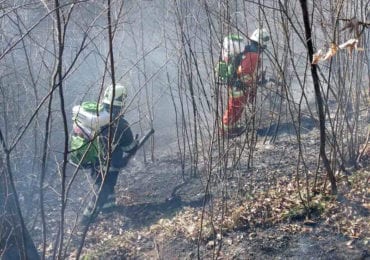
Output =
[{"x1": 220, "y1": 28, "x2": 270, "y2": 137}]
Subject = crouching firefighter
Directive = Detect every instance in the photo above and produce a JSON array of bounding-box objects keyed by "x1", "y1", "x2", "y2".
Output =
[{"x1": 70, "y1": 84, "x2": 153, "y2": 225}]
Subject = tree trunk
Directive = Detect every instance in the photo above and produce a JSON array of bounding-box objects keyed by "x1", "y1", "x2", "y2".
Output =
[{"x1": 299, "y1": 0, "x2": 337, "y2": 194}]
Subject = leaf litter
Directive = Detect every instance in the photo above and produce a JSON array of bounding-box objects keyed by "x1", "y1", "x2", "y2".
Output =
[{"x1": 76, "y1": 130, "x2": 369, "y2": 259}]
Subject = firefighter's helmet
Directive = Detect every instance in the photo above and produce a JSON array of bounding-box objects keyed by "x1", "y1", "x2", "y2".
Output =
[
  {"x1": 102, "y1": 84, "x2": 127, "y2": 107},
  {"x1": 250, "y1": 28, "x2": 270, "y2": 45}
]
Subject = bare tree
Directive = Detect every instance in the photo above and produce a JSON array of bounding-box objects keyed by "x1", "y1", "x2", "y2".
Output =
[
  {"x1": 299, "y1": 0, "x2": 337, "y2": 194},
  {"x1": 0, "y1": 0, "x2": 368, "y2": 258},
  {"x1": 0, "y1": 134, "x2": 40, "y2": 259}
]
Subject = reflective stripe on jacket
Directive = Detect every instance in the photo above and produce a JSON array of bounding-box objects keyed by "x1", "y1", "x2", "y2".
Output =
[{"x1": 229, "y1": 87, "x2": 245, "y2": 98}]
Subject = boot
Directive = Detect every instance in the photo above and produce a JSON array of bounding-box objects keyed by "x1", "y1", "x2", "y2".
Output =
[
  {"x1": 100, "y1": 171, "x2": 118, "y2": 213},
  {"x1": 80, "y1": 199, "x2": 100, "y2": 226},
  {"x1": 101, "y1": 193, "x2": 116, "y2": 213}
]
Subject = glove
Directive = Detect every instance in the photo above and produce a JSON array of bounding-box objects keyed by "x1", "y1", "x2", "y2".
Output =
[
  {"x1": 120, "y1": 154, "x2": 130, "y2": 168},
  {"x1": 128, "y1": 140, "x2": 138, "y2": 156},
  {"x1": 118, "y1": 139, "x2": 138, "y2": 168},
  {"x1": 257, "y1": 70, "x2": 268, "y2": 86},
  {"x1": 234, "y1": 79, "x2": 246, "y2": 89},
  {"x1": 257, "y1": 78, "x2": 267, "y2": 86},
  {"x1": 257, "y1": 75, "x2": 277, "y2": 86}
]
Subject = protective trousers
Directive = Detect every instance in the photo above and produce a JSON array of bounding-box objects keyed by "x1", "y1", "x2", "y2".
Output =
[
  {"x1": 92, "y1": 169, "x2": 119, "y2": 207},
  {"x1": 82, "y1": 169, "x2": 119, "y2": 221},
  {"x1": 221, "y1": 87, "x2": 255, "y2": 132}
]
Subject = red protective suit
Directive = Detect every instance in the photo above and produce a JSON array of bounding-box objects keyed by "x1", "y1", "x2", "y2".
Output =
[{"x1": 221, "y1": 49, "x2": 261, "y2": 133}]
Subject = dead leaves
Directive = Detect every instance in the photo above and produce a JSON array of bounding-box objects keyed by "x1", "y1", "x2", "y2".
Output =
[
  {"x1": 312, "y1": 43, "x2": 339, "y2": 64},
  {"x1": 312, "y1": 39, "x2": 362, "y2": 64},
  {"x1": 148, "y1": 170, "x2": 370, "y2": 246},
  {"x1": 149, "y1": 207, "x2": 203, "y2": 241},
  {"x1": 312, "y1": 16, "x2": 369, "y2": 64},
  {"x1": 78, "y1": 169, "x2": 369, "y2": 258},
  {"x1": 312, "y1": 50, "x2": 324, "y2": 64},
  {"x1": 338, "y1": 38, "x2": 359, "y2": 53},
  {"x1": 145, "y1": 178, "x2": 314, "y2": 242},
  {"x1": 323, "y1": 170, "x2": 370, "y2": 240}
]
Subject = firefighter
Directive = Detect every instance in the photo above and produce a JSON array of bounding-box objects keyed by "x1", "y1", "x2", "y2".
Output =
[
  {"x1": 81, "y1": 83, "x2": 138, "y2": 225},
  {"x1": 219, "y1": 28, "x2": 270, "y2": 137}
]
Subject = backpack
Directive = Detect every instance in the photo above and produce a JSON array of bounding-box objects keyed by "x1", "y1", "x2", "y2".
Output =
[
  {"x1": 216, "y1": 61, "x2": 234, "y2": 81},
  {"x1": 69, "y1": 102, "x2": 110, "y2": 168}
]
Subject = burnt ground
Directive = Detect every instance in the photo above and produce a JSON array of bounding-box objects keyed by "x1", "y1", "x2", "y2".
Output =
[{"x1": 63, "y1": 118, "x2": 369, "y2": 259}]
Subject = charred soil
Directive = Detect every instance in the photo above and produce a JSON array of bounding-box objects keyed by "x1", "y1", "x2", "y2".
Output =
[{"x1": 71, "y1": 125, "x2": 369, "y2": 259}]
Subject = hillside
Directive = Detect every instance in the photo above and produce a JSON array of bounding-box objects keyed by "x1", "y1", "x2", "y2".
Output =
[{"x1": 68, "y1": 126, "x2": 369, "y2": 259}]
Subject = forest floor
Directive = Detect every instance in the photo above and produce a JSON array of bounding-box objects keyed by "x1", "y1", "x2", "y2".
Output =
[{"x1": 69, "y1": 120, "x2": 369, "y2": 259}]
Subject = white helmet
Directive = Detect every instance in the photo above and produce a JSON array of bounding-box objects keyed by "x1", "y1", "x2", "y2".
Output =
[
  {"x1": 250, "y1": 28, "x2": 270, "y2": 45},
  {"x1": 222, "y1": 34, "x2": 244, "y2": 61},
  {"x1": 102, "y1": 84, "x2": 127, "y2": 107}
]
